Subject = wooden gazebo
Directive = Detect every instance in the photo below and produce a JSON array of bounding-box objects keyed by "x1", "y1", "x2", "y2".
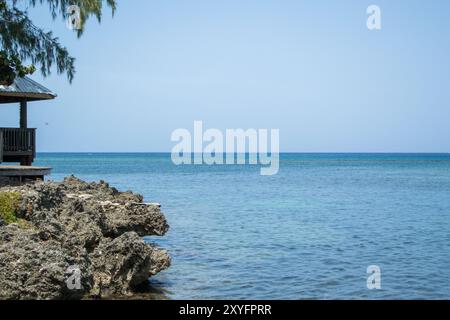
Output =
[{"x1": 0, "y1": 76, "x2": 56, "y2": 166}]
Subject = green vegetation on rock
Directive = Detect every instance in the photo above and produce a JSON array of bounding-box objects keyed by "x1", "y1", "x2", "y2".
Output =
[{"x1": 0, "y1": 192, "x2": 30, "y2": 228}]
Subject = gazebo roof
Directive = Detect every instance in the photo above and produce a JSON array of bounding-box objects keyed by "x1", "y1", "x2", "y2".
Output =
[{"x1": 0, "y1": 76, "x2": 56, "y2": 104}]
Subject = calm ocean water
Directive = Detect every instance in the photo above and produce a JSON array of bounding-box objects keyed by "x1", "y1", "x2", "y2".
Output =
[{"x1": 35, "y1": 153, "x2": 450, "y2": 300}]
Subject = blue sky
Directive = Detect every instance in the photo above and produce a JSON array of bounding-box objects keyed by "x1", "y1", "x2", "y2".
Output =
[{"x1": 1, "y1": 0, "x2": 450, "y2": 152}]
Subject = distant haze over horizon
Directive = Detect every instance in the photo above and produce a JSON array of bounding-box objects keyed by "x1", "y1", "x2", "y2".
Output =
[{"x1": 1, "y1": 0, "x2": 449, "y2": 153}]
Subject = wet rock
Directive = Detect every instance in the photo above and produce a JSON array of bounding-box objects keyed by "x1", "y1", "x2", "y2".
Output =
[{"x1": 90, "y1": 232, "x2": 170, "y2": 297}]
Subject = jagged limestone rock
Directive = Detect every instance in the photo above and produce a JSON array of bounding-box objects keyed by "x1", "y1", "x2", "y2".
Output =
[{"x1": 0, "y1": 176, "x2": 170, "y2": 300}]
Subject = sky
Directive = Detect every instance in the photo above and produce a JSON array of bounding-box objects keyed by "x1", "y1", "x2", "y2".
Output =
[{"x1": 1, "y1": 0, "x2": 450, "y2": 152}]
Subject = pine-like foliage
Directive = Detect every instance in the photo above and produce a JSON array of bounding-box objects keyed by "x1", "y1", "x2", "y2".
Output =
[{"x1": 0, "y1": 0, "x2": 116, "y2": 85}]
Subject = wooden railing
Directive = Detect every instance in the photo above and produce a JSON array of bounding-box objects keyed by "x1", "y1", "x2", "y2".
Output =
[{"x1": 0, "y1": 128, "x2": 36, "y2": 157}]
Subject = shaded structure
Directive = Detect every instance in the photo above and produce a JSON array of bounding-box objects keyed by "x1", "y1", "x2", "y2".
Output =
[
  {"x1": 0, "y1": 76, "x2": 56, "y2": 166},
  {"x1": 0, "y1": 76, "x2": 54, "y2": 183}
]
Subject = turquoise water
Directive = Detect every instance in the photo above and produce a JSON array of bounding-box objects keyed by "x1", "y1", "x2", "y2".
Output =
[{"x1": 35, "y1": 153, "x2": 450, "y2": 300}]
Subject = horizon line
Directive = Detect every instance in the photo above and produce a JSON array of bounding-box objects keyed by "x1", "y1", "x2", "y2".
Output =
[{"x1": 36, "y1": 151, "x2": 450, "y2": 154}]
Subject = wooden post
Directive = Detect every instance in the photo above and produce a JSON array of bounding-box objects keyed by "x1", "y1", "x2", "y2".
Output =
[
  {"x1": 19, "y1": 100, "x2": 31, "y2": 165},
  {"x1": 20, "y1": 99, "x2": 27, "y2": 129},
  {"x1": 0, "y1": 130, "x2": 3, "y2": 163}
]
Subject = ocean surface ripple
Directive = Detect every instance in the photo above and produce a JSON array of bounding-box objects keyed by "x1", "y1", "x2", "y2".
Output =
[{"x1": 36, "y1": 153, "x2": 450, "y2": 300}]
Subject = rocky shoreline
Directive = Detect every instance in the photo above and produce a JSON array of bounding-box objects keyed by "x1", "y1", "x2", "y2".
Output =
[{"x1": 0, "y1": 176, "x2": 170, "y2": 300}]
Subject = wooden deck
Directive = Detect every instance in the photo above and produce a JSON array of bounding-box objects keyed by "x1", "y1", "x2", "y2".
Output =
[{"x1": 0, "y1": 166, "x2": 51, "y2": 184}]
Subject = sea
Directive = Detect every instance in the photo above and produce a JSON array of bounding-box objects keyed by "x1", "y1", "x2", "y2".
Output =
[{"x1": 35, "y1": 153, "x2": 450, "y2": 300}]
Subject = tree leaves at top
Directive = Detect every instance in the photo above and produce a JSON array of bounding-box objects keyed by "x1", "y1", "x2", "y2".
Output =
[
  {"x1": 0, "y1": 0, "x2": 116, "y2": 85},
  {"x1": 22, "y1": 0, "x2": 116, "y2": 36}
]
